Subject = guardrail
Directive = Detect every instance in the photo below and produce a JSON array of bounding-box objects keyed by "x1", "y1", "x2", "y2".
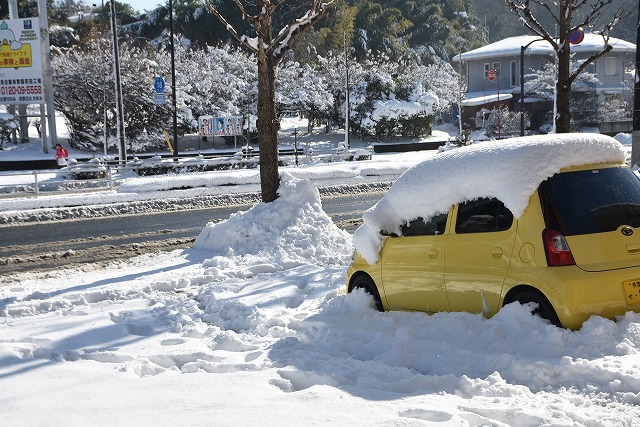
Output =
[
  {"x1": 0, "y1": 167, "x2": 114, "y2": 199},
  {"x1": 0, "y1": 146, "x2": 372, "y2": 199}
]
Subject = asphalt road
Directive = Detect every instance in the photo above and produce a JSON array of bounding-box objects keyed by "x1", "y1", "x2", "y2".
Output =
[{"x1": 0, "y1": 191, "x2": 383, "y2": 274}]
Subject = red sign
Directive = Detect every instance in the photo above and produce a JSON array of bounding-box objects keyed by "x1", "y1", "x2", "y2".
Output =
[
  {"x1": 569, "y1": 27, "x2": 584, "y2": 45},
  {"x1": 486, "y1": 69, "x2": 497, "y2": 81}
]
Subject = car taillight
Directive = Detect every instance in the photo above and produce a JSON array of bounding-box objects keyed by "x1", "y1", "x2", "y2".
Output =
[{"x1": 543, "y1": 229, "x2": 576, "y2": 267}]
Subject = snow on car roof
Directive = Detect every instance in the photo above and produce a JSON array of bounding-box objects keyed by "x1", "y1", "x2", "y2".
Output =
[{"x1": 353, "y1": 133, "x2": 626, "y2": 264}]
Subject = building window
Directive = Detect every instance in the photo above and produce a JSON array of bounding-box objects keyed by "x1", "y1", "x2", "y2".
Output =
[
  {"x1": 510, "y1": 60, "x2": 517, "y2": 87},
  {"x1": 492, "y1": 62, "x2": 501, "y2": 79},
  {"x1": 484, "y1": 63, "x2": 490, "y2": 78},
  {"x1": 605, "y1": 56, "x2": 616, "y2": 76}
]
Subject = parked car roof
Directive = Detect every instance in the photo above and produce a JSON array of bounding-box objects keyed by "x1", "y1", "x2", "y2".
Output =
[{"x1": 353, "y1": 133, "x2": 626, "y2": 264}]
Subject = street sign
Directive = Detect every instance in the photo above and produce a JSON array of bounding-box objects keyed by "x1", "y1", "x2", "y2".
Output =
[
  {"x1": 154, "y1": 93, "x2": 166, "y2": 105},
  {"x1": 486, "y1": 69, "x2": 497, "y2": 81},
  {"x1": 569, "y1": 27, "x2": 584, "y2": 45},
  {"x1": 154, "y1": 76, "x2": 165, "y2": 94}
]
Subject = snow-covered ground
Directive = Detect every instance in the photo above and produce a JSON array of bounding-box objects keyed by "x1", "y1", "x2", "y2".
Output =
[{"x1": 1, "y1": 123, "x2": 639, "y2": 425}]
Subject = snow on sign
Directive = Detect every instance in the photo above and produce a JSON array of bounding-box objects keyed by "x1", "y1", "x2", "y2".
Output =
[
  {"x1": 486, "y1": 69, "x2": 497, "y2": 81},
  {"x1": 0, "y1": 18, "x2": 44, "y2": 105}
]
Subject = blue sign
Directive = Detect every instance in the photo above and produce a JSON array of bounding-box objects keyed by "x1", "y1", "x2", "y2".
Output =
[
  {"x1": 569, "y1": 27, "x2": 584, "y2": 45},
  {"x1": 154, "y1": 76, "x2": 165, "y2": 94}
]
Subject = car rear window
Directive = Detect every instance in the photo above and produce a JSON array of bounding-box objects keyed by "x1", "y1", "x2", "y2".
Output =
[{"x1": 539, "y1": 167, "x2": 640, "y2": 235}]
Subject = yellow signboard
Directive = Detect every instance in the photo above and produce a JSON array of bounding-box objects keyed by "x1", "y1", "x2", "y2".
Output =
[
  {"x1": 0, "y1": 18, "x2": 44, "y2": 104},
  {"x1": 0, "y1": 43, "x2": 32, "y2": 69}
]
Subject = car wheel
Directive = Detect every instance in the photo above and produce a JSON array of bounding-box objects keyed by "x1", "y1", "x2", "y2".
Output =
[
  {"x1": 351, "y1": 275, "x2": 384, "y2": 312},
  {"x1": 511, "y1": 289, "x2": 561, "y2": 327}
]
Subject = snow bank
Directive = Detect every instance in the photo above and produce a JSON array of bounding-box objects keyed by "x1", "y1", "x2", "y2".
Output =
[
  {"x1": 354, "y1": 133, "x2": 625, "y2": 263},
  {"x1": 194, "y1": 173, "x2": 353, "y2": 276}
]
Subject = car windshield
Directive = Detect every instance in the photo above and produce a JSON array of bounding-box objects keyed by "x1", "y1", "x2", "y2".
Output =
[{"x1": 540, "y1": 167, "x2": 640, "y2": 235}]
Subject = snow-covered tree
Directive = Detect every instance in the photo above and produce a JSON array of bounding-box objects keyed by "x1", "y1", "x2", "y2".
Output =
[
  {"x1": 276, "y1": 61, "x2": 333, "y2": 133},
  {"x1": 505, "y1": 0, "x2": 629, "y2": 133},
  {"x1": 205, "y1": 0, "x2": 337, "y2": 203},
  {"x1": 171, "y1": 44, "x2": 257, "y2": 130},
  {"x1": 52, "y1": 39, "x2": 171, "y2": 152},
  {"x1": 524, "y1": 58, "x2": 599, "y2": 128},
  {"x1": 596, "y1": 96, "x2": 631, "y2": 122},
  {"x1": 524, "y1": 59, "x2": 598, "y2": 102},
  {"x1": 315, "y1": 52, "x2": 365, "y2": 131},
  {"x1": 394, "y1": 59, "x2": 462, "y2": 114},
  {"x1": 49, "y1": 25, "x2": 80, "y2": 48},
  {"x1": 480, "y1": 106, "x2": 528, "y2": 137},
  {"x1": 349, "y1": 67, "x2": 438, "y2": 139}
]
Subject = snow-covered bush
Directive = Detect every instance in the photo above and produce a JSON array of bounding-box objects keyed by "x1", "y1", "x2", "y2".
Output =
[
  {"x1": 52, "y1": 38, "x2": 258, "y2": 152},
  {"x1": 525, "y1": 58, "x2": 598, "y2": 102},
  {"x1": 595, "y1": 96, "x2": 631, "y2": 122},
  {"x1": 349, "y1": 70, "x2": 438, "y2": 139},
  {"x1": 50, "y1": 25, "x2": 80, "y2": 48},
  {"x1": 0, "y1": 112, "x2": 17, "y2": 149},
  {"x1": 52, "y1": 39, "x2": 171, "y2": 151},
  {"x1": 276, "y1": 61, "x2": 333, "y2": 133},
  {"x1": 479, "y1": 106, "x2": 528, "y2": 138}
]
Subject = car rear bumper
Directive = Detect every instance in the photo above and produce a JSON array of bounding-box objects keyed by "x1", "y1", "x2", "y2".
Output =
[{"x1": 539, "y1": 266, "x2": 640, "y2": 329}]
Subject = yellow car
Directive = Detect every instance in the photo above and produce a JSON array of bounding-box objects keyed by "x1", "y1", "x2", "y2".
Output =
[{"x1": 347, "y1": 134, "x2": 640, "y2": 329}]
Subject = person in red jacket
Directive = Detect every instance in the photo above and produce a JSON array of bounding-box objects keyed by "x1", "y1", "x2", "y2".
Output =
[{"x1": 55, "y1": 143, "x2": 68, "y2": 166}]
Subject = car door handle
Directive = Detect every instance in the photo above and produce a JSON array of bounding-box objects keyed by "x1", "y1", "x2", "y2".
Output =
[
  {"x1": 491, "y1": 247, "x2": 503, "y2": 258},
  {"x1": 626, "y1": 244, "x2": 640, "y2": 255},
  {"x1": 428, "y1": 249, "x2": 439, "y2": 259}
]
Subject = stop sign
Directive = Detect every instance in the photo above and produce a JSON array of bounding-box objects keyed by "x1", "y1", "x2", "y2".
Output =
[{"x1": 486, "y1": 69, "x2": 497, "y2": 81}]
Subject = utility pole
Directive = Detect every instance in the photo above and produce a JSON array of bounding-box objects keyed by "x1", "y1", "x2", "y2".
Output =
[
  {"x1": 109, "y1": 0, "x2": 126, "y2": 162},
  {"x1": 344, "y1": 31, "x2": 350, "y2": 149},
  {"x1": 169, "y1": 0, "x2": 178, "y2": 157},
  {"x1": 632, "y1": 0, "x2": 640, "y2": 167},
  {"x1": 38, "y1": 0, "x2": 57, "y2": 152}
]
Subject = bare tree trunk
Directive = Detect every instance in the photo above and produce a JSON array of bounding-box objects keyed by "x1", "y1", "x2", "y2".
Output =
[
  {"x1": 555, "y1": 45, "x2": 572, "y2": 132},
  {"x1": 256, "y1": 7, "x2": 280, "y2": 203},
  {"x1": 205, "y1": 0, "x2": 335, "y2": 202}
]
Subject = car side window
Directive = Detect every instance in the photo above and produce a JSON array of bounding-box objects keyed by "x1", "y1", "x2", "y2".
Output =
[
  {"x1": 455, "y1": 198, "x2": 513, "y2": 234},
  {"x1": 401, "y1": 212, "x2": 449, "y2": 236}
]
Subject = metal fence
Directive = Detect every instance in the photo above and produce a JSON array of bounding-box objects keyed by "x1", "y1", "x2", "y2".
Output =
[{"x1": 0, "y1": 167, "x2": 114, "y2": 199}]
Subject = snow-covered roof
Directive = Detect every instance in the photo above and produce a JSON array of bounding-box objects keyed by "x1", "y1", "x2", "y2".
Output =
[
  {"x1": 453, "y1": 34, "x2": 636, "y2": 62},
  {"x1": 353, "y1": 133, "x2": 626, "y2": 264},
  {"x1": 462, "y1": 93, "x2": 513, "y2": 107}
]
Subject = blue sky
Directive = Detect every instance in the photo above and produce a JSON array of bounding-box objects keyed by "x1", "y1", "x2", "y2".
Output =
[{"x1": 122, "y1": 0, "x2": 164, "y2": 13}]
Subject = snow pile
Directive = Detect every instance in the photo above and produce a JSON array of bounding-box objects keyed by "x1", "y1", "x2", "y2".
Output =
[
  {"x1": 354, "y1": 133, "x2": 626, "y2": 263},
  {"x1": 2, "y1": 249, "x2": 640, "y2": 423},
  {"x1": 2, "y1": 159, "x2": 640, "y2": 423},
  {"x1": 194, "y1": 173, "x2": 353, "y2": 278}
]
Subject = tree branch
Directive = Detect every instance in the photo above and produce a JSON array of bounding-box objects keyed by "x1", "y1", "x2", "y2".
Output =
[
  {"x1": 505, "y1": 0, "x2": 558, "y2": 49},
  {"x1": 527, "y1": 0, "x2": 560, "y2": 26},
  {"x1": 270, "y1": 0, "x2": 336, "y2": 63},
  {"x1": 204, "y1": 0, "x2": 258, "y2": 55},
  {"x1": 568, "y1": 38, "x2": 612, "y2": 86}
]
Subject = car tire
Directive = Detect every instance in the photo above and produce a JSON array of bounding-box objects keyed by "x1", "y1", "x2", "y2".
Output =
[
  {"x1": 511, "y1": 289, "x2": 562, "y2": 327},
  {"x1": 351, "y1": 275, "x2": 384, "y2": 312}
]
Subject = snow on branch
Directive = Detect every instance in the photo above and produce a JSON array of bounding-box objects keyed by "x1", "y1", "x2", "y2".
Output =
[
  {"x1": 204, "y1": 0, "x2": 258, "y2": 55},
  {"x1": 271, "y1": 0, "x2": 336, "y2": 61},
  {"x1": 504, "y1": 0, "x2": 556, "y2": 50}
]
